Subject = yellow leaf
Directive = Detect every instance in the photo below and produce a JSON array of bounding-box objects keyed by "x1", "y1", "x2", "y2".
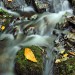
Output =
[
  {"x1": 8, "y1": 0, "x2": 12, "y2": 2},
  {"x1": 24, "y1": 48, "x2": 37, "y2": 62},
  {"x1": 63, "y1": 53, "x2": 68, "y2": 57},
  {"x1": 60, "y1": 49, "x2": 65, "y2": 54},
  {"x1": 1, "y1": 26, "x2": 5, "y2": 30},
  {"x1": 55, "y1": 59, "x2": 61, "y2": 63},
  {"x1": 61, "y1": 57, "x2": 69, "y2": 61}
]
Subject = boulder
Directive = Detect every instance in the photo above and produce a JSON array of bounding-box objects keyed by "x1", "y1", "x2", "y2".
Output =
[{"x1": 14, "y1": 46, "x2": 44, "y2": 75}]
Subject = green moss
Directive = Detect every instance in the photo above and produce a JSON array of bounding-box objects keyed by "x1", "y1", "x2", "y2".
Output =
[
  {"x1": 15, "y1": 46, "x2": 43, "y2": 75},
  {"x1": 54, "y1": 57, "x2": 75, "y2": 75},
  {"x1": 65, "y1": 57, "x2": 75, "y2": 75}
]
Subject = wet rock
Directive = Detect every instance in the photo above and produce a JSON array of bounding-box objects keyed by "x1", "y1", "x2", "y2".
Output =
[
  {"x1": 67, "y1": 16, "x2": 75, "y2": 22},
  {"x1": 61, "y1": 16, "x2": 75, "y2": 29},
  {"x1": 53, "y1": 15, "x2": 75, "y2": 75},
  {"x1": 53, "y1": 57, "x2": 75, "y2": 75},
  {"x1": 3, "y1": 0, "x2": 26, "y2": 9},
  {"x1": 14, "y1": 46, "x2": 44, "y2": 75}
]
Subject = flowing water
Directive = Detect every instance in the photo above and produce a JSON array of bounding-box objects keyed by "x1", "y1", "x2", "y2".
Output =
[
  {"x1": 53, "y1": 0, "x2": 70, "y2": 12},
  {"x1": 0, "y1": 0, "x2": 73, "y2": 75},
  {"x1": 48, "y1": 0, "x2": 71, "y2": 12},
  {"x1": 43, "y1": 0, "x2": 72, "y2": 75}
]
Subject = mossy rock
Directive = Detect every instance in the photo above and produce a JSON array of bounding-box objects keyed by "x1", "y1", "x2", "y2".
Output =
[
  {"x1": 14, "y1": 46, "x2": 43, "y2": 75},
  {"x1": 54, "y1": 57, "x2": 75, "y2": 75},
  {"x1": 65, "y1": 57, "x2": 75, "y2": 75}
]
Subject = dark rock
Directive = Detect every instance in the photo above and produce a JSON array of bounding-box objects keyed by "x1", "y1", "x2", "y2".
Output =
[
  {"x1": 67, "y1": 16, "x2": 75, "y2": 28},
  {"x1": 14, "y1": 46, "x2": 44, "y2": 75}
]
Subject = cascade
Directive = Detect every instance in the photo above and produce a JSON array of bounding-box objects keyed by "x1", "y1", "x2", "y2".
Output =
[{"x1": 0, "y1": 0, "x2": 73, "y2": 75}]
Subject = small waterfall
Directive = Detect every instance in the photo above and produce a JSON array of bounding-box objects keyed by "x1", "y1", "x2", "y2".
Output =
[
  {"x1": 52, "y1": 0, "x2": 71, "y2": 12},
  {"x1": 62, "y1": 0, "x2": 70, "y2": 11},
  {"x1": 0, "y1": 1, "x2": 4, "y2": 7},
  {"x1": 42, "y1": 0, "x2": 73, "y2": 75}
]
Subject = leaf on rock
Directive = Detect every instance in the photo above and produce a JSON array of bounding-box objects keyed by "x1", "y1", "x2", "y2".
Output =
[
  {"x1": 60, "y1": 49, "x2": 65, "y2": 54},
  {"x1": 8, "y1": 0, "x2": 12, "y2": 2},
  {"x1": 55, "y1": 59, "x2": 61, "y2": 63},
  {"x1": 1, "y1": 25, "x2": 5, "y2": 30},
  {"x1": 24, "y1": 48, "x2": 37, "y2": 62},
  {"x1": 63, "y1": 53, "x2": 68, "y2": 57},
  {"x1": 61, "y1": 57, "x2": 69, "y2": 61},
  {"x1": 69, "y1": 52, "x2": 75, "y2": 56}
]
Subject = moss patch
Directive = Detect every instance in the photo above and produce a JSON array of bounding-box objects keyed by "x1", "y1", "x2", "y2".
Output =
[
  {"x1": 54, "y1": 57, "x2": 75, "y2": 75},
  {"x1": 14, "y1": 45, "x2": 43, "y2": 75}
]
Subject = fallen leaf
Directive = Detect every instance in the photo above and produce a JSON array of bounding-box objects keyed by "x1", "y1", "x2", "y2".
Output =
[
  {"x1": 60, "y1": 49, "x2": 65, "y2": 54},
  {"x1": 69, "y1": 52, "x2": 75, "y2": 56},
  {"x1": 63, "y1": 53, "x2": 68, "y2": 57},
  {"x1": 61, "y1": 57, "x2": 69, "y2": 61},
  {"x1": 55, "y1": 59, "x2": 61, "y2": 63},
  {"x1": 24, "y1": 48, "x2": 37, "y2": 62},
  {"x1": 1, "y1": 26, "x2": 5, "y2": 30},
  {"x1": 8, "y1": 0, "x2": 12, "y2": 1}
]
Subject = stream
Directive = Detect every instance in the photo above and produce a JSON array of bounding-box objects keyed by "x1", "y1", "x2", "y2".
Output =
[{"x1": 0, "y1": 0, "x2": 73, "y2": 75}]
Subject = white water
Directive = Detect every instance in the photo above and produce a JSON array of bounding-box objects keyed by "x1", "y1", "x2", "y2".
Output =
[
  {"x1": 43, "y1": 0, "x2": 72, "y2": 75},
  {"x1": 0, "y1": 0, "x2": 73, "y2": 75},
  {"x1": 48, "y1": 0, "x2": 71, "y2": 12}
]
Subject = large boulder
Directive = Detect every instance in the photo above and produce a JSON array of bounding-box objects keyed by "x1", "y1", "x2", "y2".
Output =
[{"x1": 14, "y1": 46, "x2": 45, "y2": 75}]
